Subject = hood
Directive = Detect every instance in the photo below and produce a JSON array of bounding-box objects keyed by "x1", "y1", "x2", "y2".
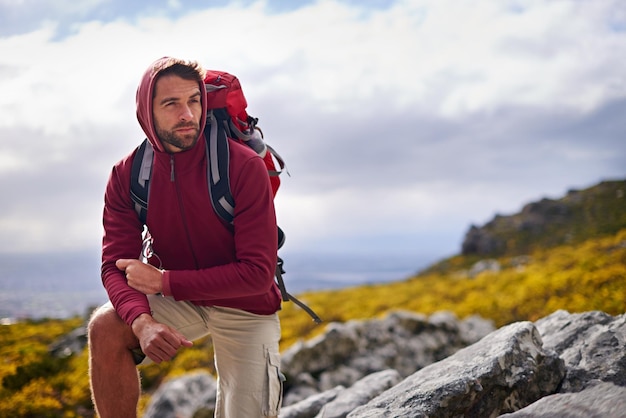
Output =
[{"x1": 135, "y1": 56, "x2": 207, "y2": 153}]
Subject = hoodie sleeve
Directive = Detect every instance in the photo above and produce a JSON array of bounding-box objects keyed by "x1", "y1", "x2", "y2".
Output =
[{"x1": 101, "y1": 155, "x2": 152, "y2": 326}]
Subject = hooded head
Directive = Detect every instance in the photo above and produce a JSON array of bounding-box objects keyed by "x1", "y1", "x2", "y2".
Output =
[{"x1": 136, "y1": 57, "x2": 207, "y2": 153}]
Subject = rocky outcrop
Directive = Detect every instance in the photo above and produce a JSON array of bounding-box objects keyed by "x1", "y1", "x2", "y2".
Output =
[
  {"x1": 280, "y1": 310, "x2": 495, "y2": 405},
  {"x1": 143, "y1": 310, "x2": 626, "y2": 418},
  {"x1": 310, "y1": 370, "x2": 401, "y2": 418},
  {"x1": 347, "y1": 321, "x2": 565, "y2": 417},
  {"x1": 535, "y1": 309, "x2": 626, "y2": 392},
  {"x1": 461, "y1": 179, "x2": 626, "y2": 256}
]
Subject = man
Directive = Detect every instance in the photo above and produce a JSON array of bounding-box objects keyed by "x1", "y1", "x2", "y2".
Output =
[{"x1": 88, "y1": 57, "x2": 283, "y2": 418}]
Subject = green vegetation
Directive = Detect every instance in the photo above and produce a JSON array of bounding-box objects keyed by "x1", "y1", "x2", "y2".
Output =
[
  {"x1": 461, "y1": 180, "x2": 626, "y2": 257},
  {"x1": 0, "y1": 317, "x2": 86, "y2": 417},
  {"x1": 1, "y1": 179, "x2": 624, "y2": 417}
]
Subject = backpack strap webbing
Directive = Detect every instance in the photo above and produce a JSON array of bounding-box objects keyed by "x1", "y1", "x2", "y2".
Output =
[
  {"x1": 130, "y1": 138, "x2": 153, "y2": 225},
  {"x1": 275, "y1": 227, "x2": 322, "y2": 324},
  {"x1": 205, "y1": 109, "x2": 235, "y2": 224},
  {"x1": 275, "y1": 256, "x2": 322, "y2": 324},
  {"x1": 266, "y1": 144, "x2": 288, "y2": 177}
]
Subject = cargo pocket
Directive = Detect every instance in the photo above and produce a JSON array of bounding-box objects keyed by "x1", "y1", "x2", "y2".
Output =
[{"x1": 263, "y1": 349, "x2": 285, "y2": 417}]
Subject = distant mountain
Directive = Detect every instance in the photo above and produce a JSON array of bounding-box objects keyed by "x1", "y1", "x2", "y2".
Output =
[{"x1": 460, "y1": 179, "x2": 626, "y2": 257}]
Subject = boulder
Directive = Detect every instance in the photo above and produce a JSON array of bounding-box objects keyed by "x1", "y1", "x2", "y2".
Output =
[
  {"x1": 535, "y1": 310, "x2": 626, "y2": 392},
  {"x1": 499, "y1": 382, "x2": 626, "y2": 418},
  {"x1": 279, "y1": 386, "x2": 344, "y2": 418},
  {"x1": 281, "y1": 310, "x2": 494, "y2": 404},
  {"x1": 143, "y1": 371, "x2": 217, "y2": 418},
  {"x1": 347, "y1": 321, "x2": 565, "y2": 417},
  {"x1": 315, "y1": 370, "x2": 401, "y2": 418}
]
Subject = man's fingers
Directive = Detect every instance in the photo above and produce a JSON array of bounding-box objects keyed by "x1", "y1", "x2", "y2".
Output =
[
  {"x1": 170, "y1": 328, "x2": 193, "y2": 348},
  {"x1": 146, "y1": 331, "x2": 192, "y2": 362},
  {"x1": 116, "y1": 259, "x2": 133, "y2": 271}
]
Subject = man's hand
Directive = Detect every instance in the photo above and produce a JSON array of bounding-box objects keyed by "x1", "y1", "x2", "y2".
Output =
[
  {"x1": 116, "y1": 258, "x2": 163, "y2": 295},
  {"x1": 131, "y1": 314, "x2": 193, "y2": 363}
]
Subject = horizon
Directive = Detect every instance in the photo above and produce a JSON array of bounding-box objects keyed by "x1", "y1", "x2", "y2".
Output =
[{"x1": 3, "y1": 174, "x2": 623, "y2": 320}]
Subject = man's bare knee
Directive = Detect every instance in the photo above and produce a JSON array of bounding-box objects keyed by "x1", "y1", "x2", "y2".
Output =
[{"x1": 88, "y1": 305, "x2": 137, "y2": 351}]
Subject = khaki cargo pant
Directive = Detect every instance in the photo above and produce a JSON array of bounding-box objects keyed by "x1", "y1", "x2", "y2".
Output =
[{"x1": 137, "y1": 295, "x2": 283, "y2": 417}]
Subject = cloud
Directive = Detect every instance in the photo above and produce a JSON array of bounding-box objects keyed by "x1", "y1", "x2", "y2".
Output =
[{"x1": 0, "y1": 0, "x2": 624, "y2": 259}]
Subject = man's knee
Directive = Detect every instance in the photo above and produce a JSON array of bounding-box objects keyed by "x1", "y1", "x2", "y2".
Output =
[{"x1": 88, "y1": 304, "x2": 135, "y2": 350}]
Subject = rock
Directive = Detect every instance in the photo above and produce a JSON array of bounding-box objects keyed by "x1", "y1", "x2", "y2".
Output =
[
  {"x1": 498, "y1": 382, "x2": 626, "y2": 418},
  {"x1": 282, "y1": 321, "x2": 360, "y2": 378},
  {"x1": 347, "y1": 321, "x2": 565, "y2": 417},
  {"x1": 142, "y1": 371, "x2": 217, "y2": 418},
  {"x1": 48, "y1": 325, "x2": 87, "y2": 358},
  {"x1": 462, "y1": 224, "x2": 505, "y2": 255},
  {"x1": 535, "y1": 310, "x2": 626, "y2": 391},
  {"x1": 280, "y1": 386, "x2": 344, "y2": 418},
  {"x1": 281, "y1": 310, "x2": 495, "y2": 404},
  {"x1": 315, "y1": 370, "x2": 401, "y2": 418},
  {"x1": 141, "y1": 310, "x2": 626, "y2": 418},
  {"x1": 468, "y1": 259, "x2": 501, "y2": 278}
]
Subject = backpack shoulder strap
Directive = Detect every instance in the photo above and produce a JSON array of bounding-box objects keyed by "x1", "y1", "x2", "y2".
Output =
[
  {"x1": 128, "y1": 118, "x2": 235, "y2": 227},
  {"x1": 130, "y1": 138, "x2": 153, "y2": 225},
  {"x1": 205, "y1": 109, "x2": 235, "y2": 224}
]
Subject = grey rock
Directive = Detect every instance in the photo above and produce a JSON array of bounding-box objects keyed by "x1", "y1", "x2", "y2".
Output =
[
  {"x1": 462, "y1": 224, "x2": 506, "y2": 255},
  {"x1": 142, "y1": 371, "x2": 217, "y2": 418},
  {"x1": 140, "y1": 310, "x2": 625, "y2": 418},
  {"x1": 469, "y1": 259, "x2": 501, "y2": 277},
  {"x1": 282, "y1": 321, "x2": 360, "y2": 378},
  {"x1": 535, "y1": 310, "x2": 626, "y2": 391},
  {"x1": 280, "y1": 386, "x2": 345, "y2": 418},
  {"x1": 48, "y1": 326, "x2": 87, "y2": 357},
  {"x1": 498, "y1": 381, "x2": 626, "y2": 418},
  {"x1": 319, "y1": 365, "x2": 363, "y2": 392},
  {"x1": 347, "y1": 321, "x2": 565, "y2": 418},
  {"x1": 283, "y1": 373, "x2": 321, "y2": 406},
  {"x1": 315, "y1": 370, "x2": 401, "y2": 418},
  {"x1": 281, "y1": 310, "x2": 495, "y2": 404}
]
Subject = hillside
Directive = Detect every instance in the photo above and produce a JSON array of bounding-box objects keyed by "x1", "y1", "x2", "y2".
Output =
[
  {"x1": 460, "y1": 179, "x2": 626, "y2": 257},
  {"x1": 278, "y1": 178, "x2": 626, "y2": 346}
]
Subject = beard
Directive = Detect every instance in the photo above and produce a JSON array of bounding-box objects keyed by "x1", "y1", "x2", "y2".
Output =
[{"x1": 155, "y1": 121, "x2": 200, "y2": 152}]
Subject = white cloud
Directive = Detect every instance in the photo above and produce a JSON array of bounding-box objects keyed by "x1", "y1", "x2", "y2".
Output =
[{"x1": 0, "y1": 0, "x2": 624, "y2": 257}]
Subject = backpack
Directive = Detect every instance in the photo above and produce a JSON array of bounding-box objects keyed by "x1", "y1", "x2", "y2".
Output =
[{"x1": 130, "y1": 70, "x2": 322, "y2": 324}]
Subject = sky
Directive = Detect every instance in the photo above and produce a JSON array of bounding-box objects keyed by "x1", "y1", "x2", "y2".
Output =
[{"x1": 0, "y1": 0, "x2": 625, "y2": 266}]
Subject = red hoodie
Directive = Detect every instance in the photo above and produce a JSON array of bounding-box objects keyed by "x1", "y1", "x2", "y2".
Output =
[{"x1": 101, "y1": 57, "x2": 281, "y2": 326}]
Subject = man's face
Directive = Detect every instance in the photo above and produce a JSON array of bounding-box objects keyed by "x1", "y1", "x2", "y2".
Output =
[{"x1": 152, "y1": 74, "x2": 202, "y2": 153}]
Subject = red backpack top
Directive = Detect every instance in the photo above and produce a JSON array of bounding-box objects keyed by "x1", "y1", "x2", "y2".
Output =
[{"x1": 204, "y1": 70, "x2": 284, "y2": 196}]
